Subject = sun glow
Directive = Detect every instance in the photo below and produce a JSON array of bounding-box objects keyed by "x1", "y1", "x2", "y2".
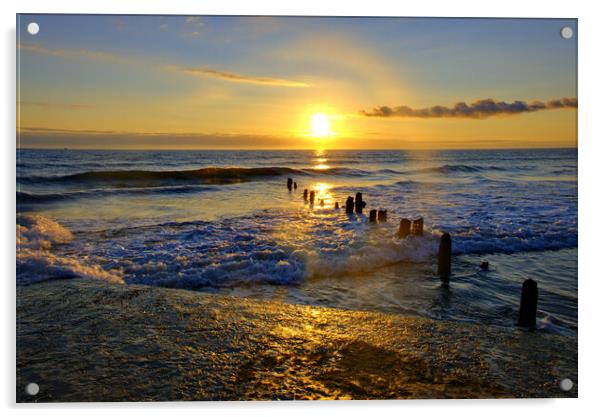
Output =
[{"x1": 310, "y1": 113, "x2": 333, "y2": 138}]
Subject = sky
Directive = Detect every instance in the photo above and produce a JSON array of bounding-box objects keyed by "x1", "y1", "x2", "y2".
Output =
[{"x1": 17, "y1": 15, "x2": 577, "y2": 149}]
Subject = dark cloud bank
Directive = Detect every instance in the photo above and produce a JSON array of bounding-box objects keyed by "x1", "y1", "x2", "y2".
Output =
[{"x1": 360, "y1": 98, "x2": 577, "y2": 119}]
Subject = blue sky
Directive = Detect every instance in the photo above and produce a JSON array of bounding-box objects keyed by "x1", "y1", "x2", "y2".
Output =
[{"x1": 17, "y1": 15, "x2": 577, "y2": 149}]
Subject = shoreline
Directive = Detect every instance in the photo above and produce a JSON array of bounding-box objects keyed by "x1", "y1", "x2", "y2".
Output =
[{"x1": 17, "y1": 279, "x2": 577, "y2": 401}]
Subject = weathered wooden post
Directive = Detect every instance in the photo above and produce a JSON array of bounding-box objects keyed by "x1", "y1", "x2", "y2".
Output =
[
  {"x1": 397, "y1": 218, "x2": 411, "y2": 238},
  {"x1": 438, "y1": 232, "x2": 452, "y2": 279},
  {"x1": 294, "y1": 182, "x2": 297, "y2": 190},
  {"x1": 309, "y1": 190, "x2": 315, "y2": 205},
  {"x1": 335, "y1": 202, "x2": 340, "y2": 209},
  {"x1": 411, "y1": 217, "x2": 424, "y2": 236},
  {"x1": 518, "y1": 279, "x2": 538, "y2": 328},
  {"x1": 345, "y1": 197, "x2": 354, "y2": 214},
  {"x1": 287, "y1": 178, "x2": 293, "y2": 192},
  {"x1": 303, "y1": 189, "x2": 308, "y2": 202},
  {"x1": 320, "y1": 199, "x2": 325, "y2": 207},
  {"x1": 355, "y1": 192, "x2": 366, "y2": 214},
  {"x1": 369, "y1": 209, "x2": 377, "y2": 223},
  {"x1": 377, "y1": 209, "x2": 387, "y2": 222}
]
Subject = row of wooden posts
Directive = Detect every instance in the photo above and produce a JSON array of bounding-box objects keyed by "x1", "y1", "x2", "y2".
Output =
[{"x1": 288, "y1": 177, "x2": 539, "y2": 329}]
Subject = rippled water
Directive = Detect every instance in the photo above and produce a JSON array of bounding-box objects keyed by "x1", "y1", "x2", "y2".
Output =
[{"x1": 16, "y1": 148, "x2": 577, "y2": 335}]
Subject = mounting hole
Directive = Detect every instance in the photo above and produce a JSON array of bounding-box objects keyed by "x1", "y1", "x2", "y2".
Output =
[
  {"x1": 27, "y1": 22, "x2": 40, "y2": 35},
  {"x1": 560, "y1": 378, "x2": 573, "y2": 391},
  {"x1": 25, "y1": 382, "x2": 39, "y2": 396},
  {"x1": 560, "y1": 26, "x2": 573, "y2": 40}
]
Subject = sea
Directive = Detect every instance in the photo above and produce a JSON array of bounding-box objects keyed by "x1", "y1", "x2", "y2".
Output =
[{"x1": 16, "y1": 148, "x2": 578, "y2": 336}]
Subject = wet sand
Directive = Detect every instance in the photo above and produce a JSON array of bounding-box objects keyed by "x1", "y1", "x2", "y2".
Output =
[{"x1": 17, "y1": 279, "x2": 577, "y2": 402}]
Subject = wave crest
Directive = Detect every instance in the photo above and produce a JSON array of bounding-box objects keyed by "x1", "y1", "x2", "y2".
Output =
[{"x1": 17, "y1": 214, "x2": 123, "y2": 285}]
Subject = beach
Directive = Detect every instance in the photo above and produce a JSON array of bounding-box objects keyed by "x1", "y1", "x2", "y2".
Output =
[
  {"x1": 16, "y1": 148, "x2": 578, "y2": 401},
  {"x1": 17, "y1": 278, "x2": 577, "y2": 401}
]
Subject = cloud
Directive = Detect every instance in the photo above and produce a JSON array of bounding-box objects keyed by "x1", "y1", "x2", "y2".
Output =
[
  {"x1": 19, "y1": 42, "x2": 307, "y2": 89},
  {"x1": 171, "y1": 66, "x2": 310, "y2": 88},
  {"x1": 17, "y1": 127, "x2": 297, "y2": 149},
  {"x1": 185, "y1": 16, "x2": 203, "y2": 25},
  {"x1": 18, "y1": 43, "x2": 122, "y2": 62},
  {"x1": 360, "y1": 98, "x2": 578, "y2": 119},
  {"x1": 19, "y1": 101, "x2": 95, "y2": 109}
]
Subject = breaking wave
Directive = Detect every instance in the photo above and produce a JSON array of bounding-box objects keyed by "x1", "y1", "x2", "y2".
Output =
[{"x1": 16, "y1": 214, "x2": 123, "y2": 285}]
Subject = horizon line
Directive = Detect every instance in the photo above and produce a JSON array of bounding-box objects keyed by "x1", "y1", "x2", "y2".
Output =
[{"x1": 17, "y1": 145, "x2": 577, "y2": 151}]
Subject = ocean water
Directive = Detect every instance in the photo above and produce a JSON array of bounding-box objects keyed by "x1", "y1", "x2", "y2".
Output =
[{"x1": 16, "y1": 148, "x2": 577, "y2": 336}]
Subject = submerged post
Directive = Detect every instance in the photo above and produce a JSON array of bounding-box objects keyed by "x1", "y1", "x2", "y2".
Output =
[
  {"x1": 309, "y1": 190, "x2": 316, "y2": 205},
  {"x1": 294, "y1": 182, "x2": 298, "y2": 190},
  {"x1": 303, "y1": 189, "x2": 308, "y2": 202},
  {"x1": 287, "y1": 178, "x2": 293, "y2": 192},
  {"x1": 335, "y1": 202, "x2": 340, "y2": 210},
  {"x1": 320, "y1": 199, "x2": 325, "y2": 207},
  {"x1": 355, "y1": 192, "x2": 366, "y2": 214},
  {"x1": 411, "y1": 217, "x2": 424, "y2": 236},
  {"x1": 345, "y1": 197, "x2": 354, "y2": 214},
  {"x1": 397, "y1": 218, "x2": 411, "y2": 238},
  {"x1": 518, "y1": 279, "x2": 538, "y2": 328},
  {"x1": 438, "y1": 232, "x2": 452, "y2": 279},
  {"x1": 377, "y1": 209, "x2": 387, "y2": 222},
  {"x1": 369, "y1": 209, "x2": 377, "y2": 223}
]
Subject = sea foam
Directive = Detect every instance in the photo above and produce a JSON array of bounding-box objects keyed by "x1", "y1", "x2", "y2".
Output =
[{"x1": 17, "y1": 214, "x2": 123, "y2": 285}]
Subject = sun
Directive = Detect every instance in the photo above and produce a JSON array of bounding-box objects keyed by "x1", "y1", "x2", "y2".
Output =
[{"x1": 310, "y1": 113, "x2": 332, "y2": 137}]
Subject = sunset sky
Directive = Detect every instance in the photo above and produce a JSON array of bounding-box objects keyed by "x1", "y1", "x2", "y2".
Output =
[{"x1": 17, "y1": 15, "x2": 577, "y2": 149}]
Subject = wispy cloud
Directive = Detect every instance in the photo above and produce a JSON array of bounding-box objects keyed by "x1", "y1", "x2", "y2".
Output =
[
  {"x1": 360, "y1": 98, "x2": 578, "y2": 119},
  {"x1": 170, "y1": 66, "x2": 310, "y2": 88},
  {"x1": 18, "y1": 42, "x2": 123, "y2": 62},
  {"x1": 19, "y1": 42, "x2": 308, "y2": 89},
  {"x1": 185, "y1": 16, "x2": 204, "y2": 26},
  {"x1": 19, "y1": 101, "x2": 96, "y2": 109}
]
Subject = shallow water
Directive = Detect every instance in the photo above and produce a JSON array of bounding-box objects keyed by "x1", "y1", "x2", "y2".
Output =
[{"x1": 16, "y1": 148, "x2": 577, "y2": 335}]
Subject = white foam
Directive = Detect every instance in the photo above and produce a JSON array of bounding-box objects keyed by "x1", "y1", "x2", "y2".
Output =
[{"x1": 17, "y1": 214, "x2": 123, "y2": 285}]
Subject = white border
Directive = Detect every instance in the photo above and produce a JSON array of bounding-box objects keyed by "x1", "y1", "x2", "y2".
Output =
[{"x1": 3, "y1": 1, "x2": 601, "y2": 416}]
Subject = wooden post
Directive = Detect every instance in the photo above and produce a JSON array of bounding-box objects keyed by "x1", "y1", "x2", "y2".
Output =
[
  {"x1": 397, "y1": 218, "x2": 411, "y2": 238},
  {"x1": 480, "y1": 261, "x2": 489, "y2": 270},
  {"x1": 369, "y1": 209, "x2": 377, "y2": 223},
  {"x1": 287, "y1": 178, "x2": 293, "y2": 192},
  {"x1": 335, "y1": 202, "x2": 340, "y2": 209},
  {"x1": 319, "y1": 199, "x2": 325, "y2": 207},
  {"x1": 294, "y1": 182, "x2": 297, "y2": 190},
  {"x1": 345, "y1": 197, "x2": 354, "y2": 214},
  {"x1": 377, "y1": 209, "x2": 387, "y2": 222},
  {"x1": 303, "y1": 189, "x2": 308, "y2": 202},
  {"x1": 355, "y1": 192, "x2": 366, "y2": 214},
  {"x1": 411, "y1": 217, "x2": 424, "y2": 236},
  {"x1": 309, "y1": 190, "x2": 315, "y2": 205},
  {"x1": 518, "y1": 279, "x2": 538, "y2": 328},
  {"x1": 438, "y1": 232, "x2": 452, "y2": 278}
]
